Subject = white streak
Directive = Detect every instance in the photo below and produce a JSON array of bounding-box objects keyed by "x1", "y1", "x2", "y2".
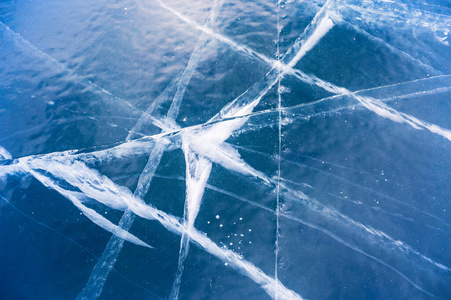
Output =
[
  {"x1": 156, "y1": 0, "x2": 277, "y2": 68},
  {"x1": 169, "y1": 141, "x2": 212, "y2": 300},
  {"x1": 381, "y1": 86, "x2": 451, "y2": 102},
  {"x1": 127, "y1": 72, "x2": 184, "y2": 141},
  {"x1": 0, "y1": 21, "x2": 167, "y2": 133},
  {"x1": 282, "y1": 0, "x2": 337, "y2": 64},
  {"x1": 275, "y1": 1, "x2": 282, "y2": 298},
  {"x1": 18, "y1": 160, "x2": 152, "y2": 249},
  {"x1": 209, "y1": 0, "x2": 337, "y2": 123},
  {"x1": 180, "y1": 172, "x2": 447, "y2": 297},
  {"x1": 0, "y1": 145, "x2": 12, "y2": 160},
  {"x1": 280, "y1": 183, "x2": 451, "y2": 275},
  {"x1": 341, "y1": 20, "x2": 441, "y2": 75},
  {"x1": 182, "y1": 148, "x2": 212, "y2": 232},
  {"x1": 280, "y1": 212, "x2": 439, "y2": 298},
  {"x1": 169, "y1": 73, "x2": 269, "y2": 298},
  {"x1": 184, "y1": 140, "x2": 451, "y2": 294},
  {"x1": 155, "y1": 167, "x2": 444, "y2": 298},
  {"x1": 119, "y1": 189, "x2": 303, "y2": 300},
  {"x1": 77, "y1": 141, "x2": 169, "y2": 300},
  {"x1": 85, "y1": 1, "x2": 226, "y2": 298},
  {"x1": 21, "y1": 154, "x2": 302, "y2": 299},
  {"x1": 288, "y1": 68, "x2": 451, "y2": 141},
  {"x1": 285, "y1": 8, "x2": 337, "y2": 68},
  {"x1": 158, "y1": 0, "x2": 451, "y2": 143}
]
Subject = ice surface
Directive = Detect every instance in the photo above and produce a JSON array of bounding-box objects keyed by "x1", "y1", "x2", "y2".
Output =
[{"x1": 1, "y1": 0, "x2": 451, "y2": 299}]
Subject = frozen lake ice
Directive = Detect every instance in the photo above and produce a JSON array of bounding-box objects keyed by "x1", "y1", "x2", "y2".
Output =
[{"x1": 1, "y1": 0, "x2": 451, "y2": 299}]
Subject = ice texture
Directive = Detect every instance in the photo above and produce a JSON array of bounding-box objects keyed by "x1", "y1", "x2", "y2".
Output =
[{"x1": 1, "y1": 0, "x2": 451, "y2": 299}]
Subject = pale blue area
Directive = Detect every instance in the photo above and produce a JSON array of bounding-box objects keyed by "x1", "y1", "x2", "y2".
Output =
[{"x1": 1, "y1": 0, "x2": 451, "y2": 299}]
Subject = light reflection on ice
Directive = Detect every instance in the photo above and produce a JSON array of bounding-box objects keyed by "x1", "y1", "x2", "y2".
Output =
[{"x1": 1, "y1": 0, "x2": 451, "y2": 299}]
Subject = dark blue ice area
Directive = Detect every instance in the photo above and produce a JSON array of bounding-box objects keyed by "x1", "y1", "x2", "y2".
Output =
[{"x1": 1, "y1": 0, "x2": 451, "y2": 299}]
